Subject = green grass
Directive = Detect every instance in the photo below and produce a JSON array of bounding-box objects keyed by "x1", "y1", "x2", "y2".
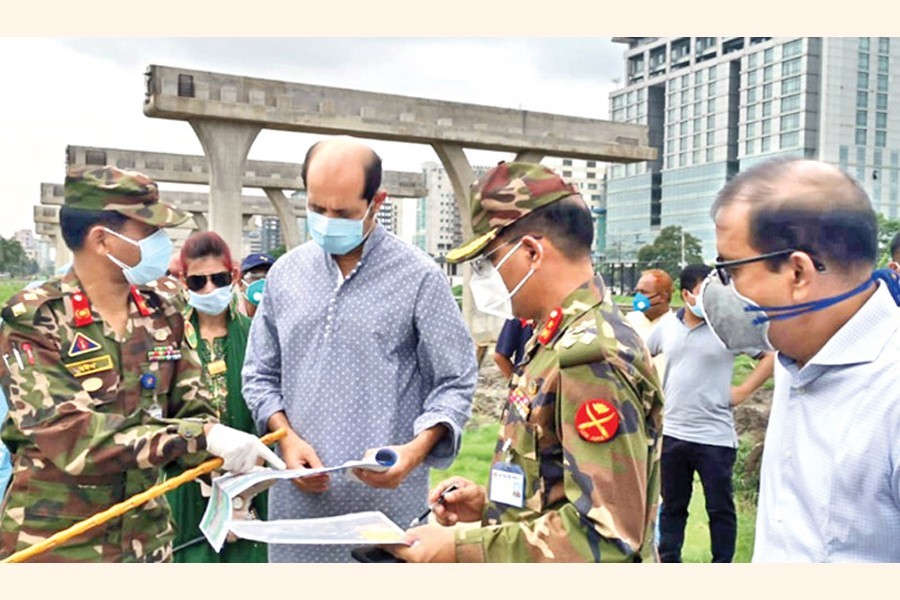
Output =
[
  {"x1": 432, "y1": 424, "x2": 757, "y2": 562},
  {"x1": 0, "y1": 280, "x2": 30, "y2": 307}
]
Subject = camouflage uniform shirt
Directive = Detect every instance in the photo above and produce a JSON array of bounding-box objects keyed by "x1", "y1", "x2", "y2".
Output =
[
  {"x1": 455, "y1": 276, "x2": 664, "y2": 562},
  {"x1": 0, "y1": 270, "x2": 215, "y2": 562}
]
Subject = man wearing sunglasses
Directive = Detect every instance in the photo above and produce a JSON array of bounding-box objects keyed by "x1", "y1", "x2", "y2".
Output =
[
  {"x1": 0, "y1": 166, "x2": 284, "y2": 562},
  {"x1": 708, "y1": 157, "x2": 900, "y2": 562},
  {"x1": 385, "y1": 162, "x2": 663, "y2": 562},
  {"x1": 243, "y1": 137, "x2": 476, "y2": 563}
]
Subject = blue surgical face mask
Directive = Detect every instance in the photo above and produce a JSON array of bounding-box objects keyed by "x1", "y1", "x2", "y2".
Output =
[
  {"x1": 686, "y1": 292, "x2": 705, "y2": 319},
  {"x1": 243, "y1": 278, "x2": 265, "y2": 307},
  {"x1": 632, "y1": 292, "x2": 653, "y2": 312},
  {"x1": 307, "y1": 202, "x2": 375, "y2": 255},
  {"x1": 103, "y1": 228, "x2": 173, "y2": 286},
  {"x1": 188, "y1": 285, "x2": 234, "y2": 316}
]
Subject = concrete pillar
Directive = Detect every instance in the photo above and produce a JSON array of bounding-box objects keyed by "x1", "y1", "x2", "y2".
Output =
[
  {"x1": 514, "y1": 150, "x2": 545, "y2": 163},
  {"x1": 192, "y1": 213, "x2": 208, "y2": 232},
  {"x1": 263, "y1": 188, "x2": 302, "y2": 249},
  {"x1": 431, "y1": 142, "x2": 503, "y2": 344},
  {"x1": 189, "y1": 119, "x2": 261, "y2": 257},
  {"x1": 53, "y1": 234, "x2": 71, "y2": 271}
]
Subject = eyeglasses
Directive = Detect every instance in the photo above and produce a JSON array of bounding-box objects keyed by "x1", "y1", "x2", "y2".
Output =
[
  {"x1": 713, "y1": 248, "x2": 825, "y2": 285},
  {"x1": 470, "y1": 235, "x2": 542, "y2": 277},
  {"x1": 185, "y1": 271, "x2": 233, "y2": 292}
]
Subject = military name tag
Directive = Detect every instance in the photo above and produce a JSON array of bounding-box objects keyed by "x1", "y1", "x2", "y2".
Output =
[
  {"x1": 207, "y1": 359, "x2": 227, "y2": 376},
  {"x1": 66, "y1": 354, "x2": 114, "y2": 378},
  {"x1": 489, "y1": 462, "x2": 526, "y2": 508}
]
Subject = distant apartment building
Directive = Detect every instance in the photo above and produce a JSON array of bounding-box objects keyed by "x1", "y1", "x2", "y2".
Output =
[
  {"x1": 542, "y1": 158, "x2": 608, "y2": 266},
  {"x1": 607, "y1": 37, "x2": 900, "y2": 260}
]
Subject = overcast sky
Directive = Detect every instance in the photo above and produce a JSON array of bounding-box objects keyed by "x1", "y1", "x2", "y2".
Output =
[{"x1": 0, "y1": 37, "x2": 625, "y2": 240}]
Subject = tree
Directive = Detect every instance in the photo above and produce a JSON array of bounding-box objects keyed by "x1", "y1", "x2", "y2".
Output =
[
  {"x1": 636, "y1": 226, "x2": 704, "y2": 279},
  {"x1": 0, "y1": 237, "x2": 37, "y2": 278},
  {"x1": 268, "y1": 244, "x2": 287, "y2": 260},
  {"x1": 876, "y1": 213, "x2": 900, "y2": 267}
]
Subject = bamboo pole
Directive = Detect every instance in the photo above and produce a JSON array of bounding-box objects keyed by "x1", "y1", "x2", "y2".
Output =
[{"x1": 2, "y1": 428, "x2": 286, "y2": 563}]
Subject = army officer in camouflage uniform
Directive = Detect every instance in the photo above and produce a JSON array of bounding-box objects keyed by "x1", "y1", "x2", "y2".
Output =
[
  {"x1": 388, "y1": 162, "x2": 664, "y2": 562},
  {"x1": 0, "y1": 166, "x2": 283, "y2": 562}
]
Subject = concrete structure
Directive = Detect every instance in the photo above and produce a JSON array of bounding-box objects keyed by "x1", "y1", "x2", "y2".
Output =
[
  {"x1": 66, "y1": 145, "x2": 426, "y2": 252},
  {"x1": 142, "y1": 65, "x2": 655, "y2": 335},
  {"x1": 607, "y1": 37, "x2": 900, "y2": 261}
]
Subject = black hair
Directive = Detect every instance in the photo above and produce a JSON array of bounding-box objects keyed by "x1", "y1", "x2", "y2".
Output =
[
  {"x1": 680, "y1": 263, "x2": 712, "y2": 293},
  {"x1": 711, "y1": 158, "x2": 877, "y2": 273},
  {"x1": 60, "y1": 206, "x2": 129, "y2": 251},
  {"x1": 301, "y1": 141, "x2": 383, "y2": 203},
  {"x1": 891, "y1": 232, "x2": 900, "y2": 262},
  {"x1": 497, "y1": 195, "x2": 594, "y2": 260}
]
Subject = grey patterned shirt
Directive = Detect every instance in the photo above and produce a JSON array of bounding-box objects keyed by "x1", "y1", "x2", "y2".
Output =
[{"x1": 243, "y1": 223, "x2": 476, "y2": 562}]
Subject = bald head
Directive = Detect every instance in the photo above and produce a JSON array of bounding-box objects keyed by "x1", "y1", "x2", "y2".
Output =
[
  {"x1": 712, "y1": 158, "x2": 878, "y2": 273},
  {"x1": 301, "y1": 137, "x2": 382, "y2": 203}
]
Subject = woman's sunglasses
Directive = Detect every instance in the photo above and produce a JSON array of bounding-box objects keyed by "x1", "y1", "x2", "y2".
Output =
[{"x1": 185, "y1": 272, "x2": 233, "y2": 292}]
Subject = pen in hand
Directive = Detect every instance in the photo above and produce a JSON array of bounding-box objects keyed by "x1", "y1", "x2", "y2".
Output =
[{"x1": 408, "y1": 483, "x2": 459, "y2": 528}]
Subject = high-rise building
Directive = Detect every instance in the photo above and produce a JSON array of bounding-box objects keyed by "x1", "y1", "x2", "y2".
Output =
[
  {"x1": 13, "y1": 229, "x2": 38, "y2": 263},
  {"x1": 260, "y1": 216, "x2": 283, "y2": 254},
  {"x1": 607, "y1": 37, "x2": 900, "y2": 261},
  {"x1": 377, "y1": 199, "x2": 401, "y2": 237},
  {"x1": 542, "y1": 158, "x2": 608, "y2": 265}
]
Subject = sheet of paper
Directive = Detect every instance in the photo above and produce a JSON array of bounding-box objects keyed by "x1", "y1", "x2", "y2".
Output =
[
  {"x1": 199, "y1": 447, "x2": 400, "y2": 551},
  {"x1": 228, "y1": 511, "x2": 409, "y2": 545}
]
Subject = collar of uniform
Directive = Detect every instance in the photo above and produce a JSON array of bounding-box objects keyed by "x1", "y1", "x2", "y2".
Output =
[
  {"x1": 58, "y1": 267, "x2": 85, "y2": 298},
  {"x1": 805, "y1": 281, "x2": 898, "y2": 367},
  {"x1": 540, "y1": 275, "x2": 606, "y2": 348}
]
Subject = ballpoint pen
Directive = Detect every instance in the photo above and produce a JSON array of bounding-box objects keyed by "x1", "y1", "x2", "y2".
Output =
[{"x1": 408, "y1": 483, "x2": 459, "y2": 528}]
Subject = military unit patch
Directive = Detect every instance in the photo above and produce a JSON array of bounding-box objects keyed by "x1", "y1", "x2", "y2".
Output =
[
  {"x1": 66, "y1": 354, "x2": 114, "y2": 378},
  {"x1": 574, "y1": 399, "x2": 620, "y2": 443},
  {"x1": 67, "y1": 332, "x2": 102, "y2": 358},
  {"x1": 10, "y1": 303, "x2": 26, "y2": 317}
]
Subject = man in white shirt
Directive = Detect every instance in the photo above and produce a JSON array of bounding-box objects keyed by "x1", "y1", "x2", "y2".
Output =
[
  {"x1": 625, "y1": 268, "x2": 674, "y2": 381},
  {"x1": 708, "y1": 157, "x2": 900, "y2": 562}
]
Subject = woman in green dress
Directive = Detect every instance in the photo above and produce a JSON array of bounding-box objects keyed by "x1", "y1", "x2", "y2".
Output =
[{"x1": 166, "y1": 231, "x2": 268, "y2": 563}]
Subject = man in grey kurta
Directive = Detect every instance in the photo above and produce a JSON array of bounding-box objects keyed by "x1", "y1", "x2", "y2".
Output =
[{"x1": 242, "y1": 137, "x2": 476, "y2": 562}]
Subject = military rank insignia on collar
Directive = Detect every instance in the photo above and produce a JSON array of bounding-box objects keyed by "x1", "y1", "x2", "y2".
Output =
[
  {"x1": 574, "y1": 399, "x2": 620, "y2": 443},
  {"x1": 70, "y1": 291, "x2": 94, "y2": 327},
  {"x1": 537, "y1": 308, "x2": 563, "y2": 346},
  {"x1": 130, "y1": 286, "x2": 153, "y2": 317}
]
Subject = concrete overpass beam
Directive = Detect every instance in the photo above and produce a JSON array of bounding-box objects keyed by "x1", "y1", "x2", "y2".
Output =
[
  {"x1": 515, "y1": 150, "x2": 545, "y2": 163},
  {"x1": 189, "y1": 119, "x2": 261, "y2": 256},
  {"x1": 54, "y1": 234, "x2": 71, "y2": 271},
  {"x1": 192, "y1": 213, "x2": 208, "y2": 232},
  {"x1": 263, "y1": 188, "x2": 302, "y2": 250}
]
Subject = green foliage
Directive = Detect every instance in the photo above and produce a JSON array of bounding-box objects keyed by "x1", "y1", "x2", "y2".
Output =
[
  {"x1": 732, "y1": 435, "x2": 761, "y2": 506},
  {"x1": 732, "y1": 354, "x2": 774, "y2": 391},
  {"x1": 0, "y1": 237, "x2": 38, "y2": 278},
  {"x1": 636, "y1": 226, "x2": 704, "y2": 280},
  {"x1": 430, "y1": 424, "x2": 498, "y2": 489},
  {"x1": 876, "y1": 213, "x2": 900, "y2": 267},
  {"x1": 268, "y1": 244, "x2": 288, "y2": 260}
]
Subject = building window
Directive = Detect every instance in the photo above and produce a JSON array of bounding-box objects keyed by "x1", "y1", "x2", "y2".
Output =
[
  {"x1": 748, "y1": 52, "x2": 758, "y2": 69},
  {"x1": 762, "y1": 101, "x2": 773, "y2": 117},
  {"x1": 612, "y1": 95, "x2": 625, "y2": 110},
  {"x1": 747, "y1": 70, "x2": 757, "y2": 87},
  {"x1": 859, "y1": 52, "x2": 870, "y2": 71},
  {"x1": 693, "y1": 117, "x2": 702, "y2": 132},
  {"x1": 856, "y1": 129, "x2": 867, "y2": 145},
  {"x1": 667, "y1": 124, "x2": 676, "y2": 138},
  {"x1": 679, "y1": 153, "x2": 687, "y2": 167},
  {"x1": 746, "y1": 139, "x2": 755, "y2": 154},
  {"x1": 877, "y1": 93, "x2": 888, "y2": 110},
  {"x1": 747, "y1": 104, "x2": 757, "y2": 120},
  {"x1": 858, "y1": 91, "x2": 869, "y2": 108},
  {"x1": 693, "y1": 101, "x2": 702, "y2": 116},
  {"x1": 857, "y1": 110, "x2": 868, "y2": 127},
  {"x1": 780, "y1": 131, "x2": 800, "y2": 149},
  {"x1": 562, "y1": 158, "x2": 573, "y2": 166},
  {"x1": 761, "y1": 136, "x2": 771, "y2": 152},
  {"x1": 695, "y1": 69, "x2": 704, "y2": 84},
  {"x1": 762, "y1": 119, "x2": 772, "y2": 135},
  {"x1": 782, "y1": 76, "x2": 801, "y2": 95},
  {"x1": 681, "y1": 106, "x2": 689, "y2": 119},
  {"x1": 708, "y1": 65, "x2": 717, "y2": 80},
  {"x1": 877, "y1": 112, "x2": 888, "y2": 128},
  {"x1": 707, "y1": 115, "x2": 715, "y2": 129},
  {"x1": 858, "y1": 72, "x2": 869, "y2": 89},
  {"x1": 879, "y1": 37, "x2": 890, "y2": 54},
  {"x1": 693, "y1": 133, "x2": 702, "y2": 148},
  {"x1": 859, "y1": 37, "x2": 871, "y2": 52},
  {"x1": 781, "y1": 113, "x2": 801, "y2": 130},
  {"x1": 747, "y1": 88, "x2": 757, "y2": 104},
  {"x1": 177, "y1": 74, "x2": 195, "y2": 98},
  {"x1": 764, "y1": 48, "x2": 774, "y2": 64},
  {"x1": 782, "y1": 57, "x2": 802, "y2": 77},
  {"x1": 782, "y1": 94, "x2": 801, "y2": 112},
  {"x1": 695, "y1": 85, "x2": 705, "y2": 99},
  {"x1": 707, "y1": 130, "x2": 715, "y2": 145},
  {"x1": 693, "y1": 149, "x2": 702, "y2": 164},
  {"x1": 681, "y1": 89, "x2": 690, "y2": 103},
  {"x1": 878, "y1": 74, "x2": 889, "y2": 92},
  {"x1": 763, "y1": 83, "x2": 773, "y2": 99},
  {"x1": 708, "y1": 98, "x2": 716, "y2": 113},
  {"x1": 747, "y1": 122, "x2": 757, "y2": 138},
  {"x1": 782, "y1": 39, "x2": 802, "y2": 58},
  {"x1": 85, "y1": 150, "x2": 107, "y2": 165},
  {"x1": 763, "y1": 65, "x2": 774, "y2": 82},
  {"x1": 879, "y1": 55, "x2": 890, "y2": 74},
  {"x1": 876, "y1": 131, "x2": 887, "y2": 147},
  {"x1": 839, "y1": 145, "x2": 849, "y2": 171},
  {"x1": 706, "y1": 147, "x2": 715, "y2": 162},
  {"x1": 708, "y1": 81, "x2": 717, "y2": 96}
]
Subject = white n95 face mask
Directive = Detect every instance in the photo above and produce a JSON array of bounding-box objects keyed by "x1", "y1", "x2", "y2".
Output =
[
  {"x1": 468, "y1": 240, "x2": 536, "y2": 320},
  {"x1": 700, "y1": 272, "x2": 773, "y2": 353}
]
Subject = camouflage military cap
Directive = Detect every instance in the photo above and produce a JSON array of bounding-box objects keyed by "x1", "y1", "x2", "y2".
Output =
[
  {"x1": 64, "y1": 166, "x2": 190, "y2": 228},
  {"x1": 445, "y1": 161, "x2": 581, "y2": 263}
]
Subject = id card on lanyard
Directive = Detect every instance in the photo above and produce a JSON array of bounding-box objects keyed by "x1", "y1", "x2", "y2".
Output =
[{"x1": 488, "y1": 439, "x2": 525, "y2": 508}]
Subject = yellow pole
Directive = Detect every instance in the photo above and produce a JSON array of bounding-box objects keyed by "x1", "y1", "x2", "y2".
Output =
[{"x1": 1, "y1": 428, "x2": 286, "y2": 563}]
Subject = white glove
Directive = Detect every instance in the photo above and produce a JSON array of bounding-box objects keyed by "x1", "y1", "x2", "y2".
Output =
[{"x1": 206, "y1": 424, "x2": 287, "y2": 473}]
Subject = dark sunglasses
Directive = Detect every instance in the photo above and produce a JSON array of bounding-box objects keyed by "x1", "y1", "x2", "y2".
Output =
[
  {"x1": 185, "y1": 271, "x2": 233, "y2": 292},
  {"x1": 713, "y1": 248, "x2": 825, "y2": 285}
]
